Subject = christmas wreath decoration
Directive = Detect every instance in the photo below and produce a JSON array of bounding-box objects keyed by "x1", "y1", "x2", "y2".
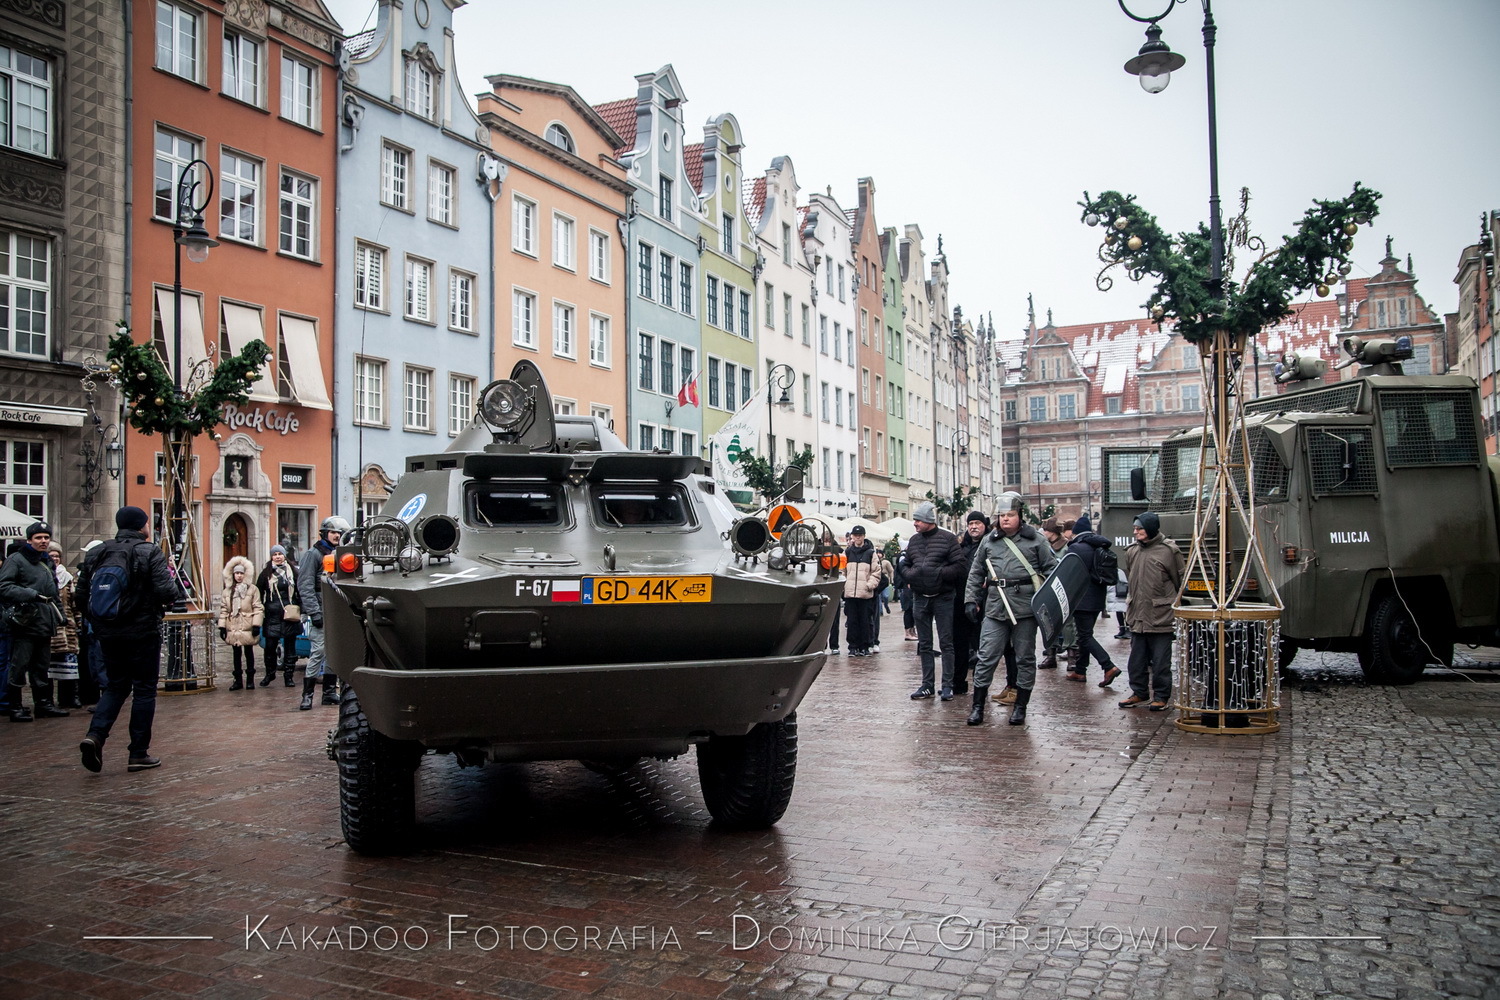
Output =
[
  {"x1": 1078, "y1": 182, "x2": 1381, "y2": 345},
  {"x1": 105, "y1": 324, "x2": 271, "y2": 437}
]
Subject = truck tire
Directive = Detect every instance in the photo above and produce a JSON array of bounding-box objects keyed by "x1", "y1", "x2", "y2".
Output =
[
  {"x1": 1361, "y1": 593, "x2": 1433, "y2": 686},
  {"x1": 336, "y1": 687, "x2": 422, "y2": 854},
  {"x1": 696, "y1": 712, "x2": 797, "y2": 829}
]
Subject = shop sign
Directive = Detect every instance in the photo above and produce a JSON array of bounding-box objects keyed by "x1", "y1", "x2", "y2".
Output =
[
  {"x1": 281, "y1": 466, "x2": 313, "y2": 492},
  {"x1": 222, "y1": 404, "x2": 301, "y2": 436},
  {"x1": 0, "y1": 403, "x2": 85, "y2": 427}
]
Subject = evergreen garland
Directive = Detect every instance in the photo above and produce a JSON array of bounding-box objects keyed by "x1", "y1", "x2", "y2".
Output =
[
  {"x1": 1078, "y1": 183, "x2": 1381, "y2": 344},
  {"x1": 106, "y1": 325, "x2": 272, "y2": 437}
]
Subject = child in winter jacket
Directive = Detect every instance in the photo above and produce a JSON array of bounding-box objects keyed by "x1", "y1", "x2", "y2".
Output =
[{"x1": 217, "y1": 556, "x2": 264, "y2": 690}]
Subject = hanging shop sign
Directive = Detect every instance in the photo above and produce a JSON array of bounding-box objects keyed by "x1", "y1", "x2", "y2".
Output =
[{"x1": 221, "y1": 403, "x2": 301, "y2": 436}]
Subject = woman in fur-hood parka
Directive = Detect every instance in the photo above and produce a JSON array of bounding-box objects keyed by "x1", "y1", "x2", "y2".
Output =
[{"x1": 217, "y1": 555, "x2": 264, "y2": 644}]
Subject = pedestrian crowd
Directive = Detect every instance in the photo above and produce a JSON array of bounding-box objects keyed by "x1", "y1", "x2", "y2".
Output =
[
  {"x1": 0, "y1": 505, "x2": 352, "y2": 776},
  {"x1": 826, "y1": 493, "x2": 1185, "y2": 727}
]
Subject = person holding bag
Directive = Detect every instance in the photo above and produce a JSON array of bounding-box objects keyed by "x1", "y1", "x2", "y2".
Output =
[
  {"x1": 0, "y1": 521, "x2": 67, "y2": 720},
  {"x1": 255, "y1": 545, "x2": 300, "y2": 687},
  {"x1": 217, "y1": 556, "x2": 264, "y2": 690}
]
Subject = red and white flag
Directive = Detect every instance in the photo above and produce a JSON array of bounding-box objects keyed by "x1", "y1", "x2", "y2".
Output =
[
  {"x1": 551, "y1": 579, "x2": 581, "y2": 603},
  {"x1": 676, "y1": 371, "x2": 700, "y2": 408}
]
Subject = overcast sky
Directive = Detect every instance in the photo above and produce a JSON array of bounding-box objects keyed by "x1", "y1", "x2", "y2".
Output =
[{"x1": 322, "y1": 0, "x2": 1499, "y2": 333}]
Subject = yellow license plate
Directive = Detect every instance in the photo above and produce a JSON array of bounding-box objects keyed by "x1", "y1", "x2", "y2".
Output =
[
  {"x1": 586, "y1": 576, "x2": 712, "y2": 604},
  {"x1": 1186, "y1": 579, "x2": 1212, "y2": 591}
]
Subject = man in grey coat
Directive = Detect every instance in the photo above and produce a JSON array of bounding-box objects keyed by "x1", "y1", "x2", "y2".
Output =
[
  {"x1": 963, "y1": 493, "x2": 1056, "y2": 725},
  {"x1": 297, "y1": 515, "x2": 349, "y2": 710},
  {"x1": 1119, "y1": 511, "x2": 1185, "y2": 711}
]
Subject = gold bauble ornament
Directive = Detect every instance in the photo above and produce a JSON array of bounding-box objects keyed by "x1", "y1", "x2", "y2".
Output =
[
  {"x1": 154, "y1": 396, "x2": 165, "y2": 405},
  {"x1": 109, "y1": 362, "x2": 121, "y2": 373},
  {"x1": 1151, "y1": 305, "x2": 1165, "y2": 319},
  {"x1": 1113, "y1": 217, "x2": 1129, "y2": 231},
  {"x1": 1316, "y1": 283, "x2": 1330, "y2": 297},
  {"x1": 1127, "y1": 235, "x2": 1143, "y2": 251},
  {"x1": 1343, "y1": 222, "x2": 1358, "y2": 236}
]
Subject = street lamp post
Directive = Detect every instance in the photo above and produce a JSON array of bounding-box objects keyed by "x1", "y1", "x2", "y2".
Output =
[
  {"x1": 168, "y1": 159, "x2": 218, "y2": 599},
  {"x1": 765, "y1": 362, "x2": 795, "y2": 470},
  {"x1": 1032, "y1": 455, "x2": 1050, "y2": 516}
]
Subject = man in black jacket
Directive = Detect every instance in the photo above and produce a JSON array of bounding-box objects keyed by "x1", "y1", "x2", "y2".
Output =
[
  {"x1": 1064, "y1": 515, "x2": 1121, "y2": 686},
  {"x1": 77, "y1": 506, "x2": 183, "y2": 773},
  {"x1": 950, "y1": 511, "x2": 988, "y2": 695},
  {"x1": 905, "y1": 501, "x2": 967, "y2": 701},
  {"x1": 0, "y1": 520, "x2": 66, "y2": 721}
]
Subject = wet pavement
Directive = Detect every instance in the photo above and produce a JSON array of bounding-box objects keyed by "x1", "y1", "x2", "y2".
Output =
[{"x1": 1, "y1": 629, "x2": 1498, "y2": 999}]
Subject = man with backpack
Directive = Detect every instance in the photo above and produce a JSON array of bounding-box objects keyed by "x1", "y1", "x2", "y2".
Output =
[
  {"x1": 76, "y1": 505, "x2": 184, "y2": 773},
  {"x1": 1063, "y1": 515, "x2": 1122, "y2": 687}
]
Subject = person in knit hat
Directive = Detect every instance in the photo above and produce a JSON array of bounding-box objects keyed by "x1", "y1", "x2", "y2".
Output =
[
  {"x1": 1119, "y1": 511, "x2": 1184, "y2": 712},
  {"x1": 0, "y1": 520, "x2": 66, "y2": 721}
]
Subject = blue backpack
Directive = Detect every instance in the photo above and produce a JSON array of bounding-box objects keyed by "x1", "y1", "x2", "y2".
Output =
[{"x1": 87, "y1": 541, "x2": 140, "y2": 623}]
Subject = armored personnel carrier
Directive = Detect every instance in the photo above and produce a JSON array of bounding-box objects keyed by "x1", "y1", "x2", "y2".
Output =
[{"x1": 321, "y1": 362, "x2": 843, "y2": 854}]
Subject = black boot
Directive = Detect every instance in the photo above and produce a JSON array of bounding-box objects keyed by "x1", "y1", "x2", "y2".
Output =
[
  {"x1": 967, "y1": 686, "x2": 988, "y2": 726},
  {"x1": 284, "y1": 664, "x2": 295, "y2": 687},
  {"x1": 299, "y1": 676, "x2": 316, "y2": 711},
  {"x1": 245, "y1": 667, "x2": 256, "y2": 689},
  {"x1": 259, "y1": 652, "x2": 276, "y2": 686},
  {"x1": 8, "y1": 685, "x2": 31, "y2": 722},
  {"x1": 58, "y1": 680, "x2": 82, "y2": 709},
  {"x1": 1009, "y1": 687, "x2": 1032, "y2": 725},
  {"x1": 320, "y1": 674, "x2": 339, "y2": 706},
  {"x1": 32, "y1": 683, "x2": 68, "y2": 717},
  {"x1": 230, "y1": 666, "x2": 244, "y2": 691}
]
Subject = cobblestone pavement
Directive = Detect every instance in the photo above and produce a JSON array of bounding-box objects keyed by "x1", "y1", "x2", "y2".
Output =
[{"x1": 0, "y1": 632, "x2": 1497, "y2": 999}]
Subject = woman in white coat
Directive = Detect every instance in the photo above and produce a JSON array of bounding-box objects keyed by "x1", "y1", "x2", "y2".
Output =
[{"x1": 217, "y1": 556, "x2": 265, "y2": 690}]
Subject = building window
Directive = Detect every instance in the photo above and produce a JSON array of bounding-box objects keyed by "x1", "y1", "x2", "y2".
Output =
[
  {"x1": 764, "y1": 283, "x2": 775, "y2": 329},
  {"x1": 1059, "y1": 447, "x2": 1078, "y2": 482},
  {"x1": 821, "y1": 382, "x2": 830, "y2": 422},
  {"x1": 802, "y1": 374, "x2": 811, "y2": 415},
  {"x1": 591, "y1": 403, "x2": 612, "y2": 427},
  {"x1": 679, "y1": 346, "x2": 695, "y2": 391},
  {"x1": 834, "y1": 387, "x2": 844, "y2": 427},
  {"x1": 0, "y1": 45, "x2": 50, "y2": 157},
  {"x1": 833, "y1": 321, "x2": 842, "y2": 361},
  {"x1": 1058, "y1": 394, "x2": 1077, "y2": 420},
  {"x1": 404, "y1": 256, "x2": 432, "y2": 321},
  {"x1": 781, "y1": 223, "x2": 792, "y2": 263},
  {"x1": 544, "y1": 123, "x2": 574, "y2": 153},
  {"x1": 706, "y1": 276, "x2": 719, "y2": 325},
  {"x1": 1182, "y1": 383, "x2": 1201, "y2": 411},
  {"x1": 836, "y1": 450, "x2": 845, "y2": 490},
  {"x1": 658, "y1": 175, "x2": 672, "y2": 222},
  {"x1": 638, "y1": 333, "x2": 654, "y2": 391},
  {"x1": 678, "y1": 262, "x2": 693, "y2": 316},
  {"x1": 724, "y1": 363, "x2": 739, "y2": 410},
  {"x1": 658, "y1": 251, "x2": 674, "y2": 308},
  {"x1": 0, "y1": 439, "x2": 46, "y2": 517},
  {"x1": 658, "y1": 337, "x2": 675, "y2": 394},
  {"x1": 278, "y1": 171, "x2": 316, "y2": 259},
  {"x1": 403, "y1": 58, "x2": 434, "y2": 120},
  {"x1": 819, "y1": 315, "x2": 828, "y2": 354},
  {"x1": 219, "y1": 151, "x2": 261, "y2": 244},
  {"x1": 403, "y1": 367, "x2": 432, "y2": 431},
  {"x1": 707, "y1": 358, "x2": 721, "y2": 408},
  {"x1": 721, "y1": 213, "x2": 734, "y2": 255},
  {"x1": 449, "y1": 374, "x2": 475, "y2": 436},
  {"x1": 589, "y1": 313, "x2": 610, "y2": 367},
  {"x1": 512, "y1": 195, "x2": 536, "y2": 254},
  {"x1": 428, "y1": 162, "x2": 455, "y2": 225},
  {"x1": 637, "y1": 241, "x2": 653, "y2": 298},
  {"x1": 380, "y1": 144, "x2": 410, "y2": 210},
  {"x1": 861, "y1": 369, "x2": 870, "y2": 404},
  {"x1": 449, "y1": 270, "x2": 474, "y2": 331},
  {"x1": 801, "y1": 305, "x2": 810, "y2": 345},
  {"x1": 589, "y1": 229, "x2": 610, "y2": 283},
  {"x1": 1106, "y1": 396, "x2": 1121, "y2": 415},
  {"x1": 353, "y1": 357, "x2": 386, "y2": 426},
  {"x1": 353, "y1": 242, "x2": 385, "y2": 311},
  {"x1": 679, "y1": 432, "x2": 696, "y2": 458},
  {"x1": 638, "y1": 424, "x2": 654, "y2": 451},
  {"x1": 221, "y1": 31, "x2": 261, "y2": 105},
  {"x1": 1004, "y1": 451, "x2": 1021, "y2": 487},
  {"x1": 837, "y1": 264, "x2": 845, "y2": 302},
  {"x1": 553, "y1": 301, "x2": 575, "y2": 358},
  {"x1": 783, "y1": 294, "x2": 793, "y2": 338},
  {"x1": 512, "y1": 289, "x2": 536, "y2": 348},
  {"x1": 153, "y1": 128, "x2": 199, "y2": 222},
  {"x1": 821, "y1": 448, "x2": 831, "y2": 489},
  {"x1": 1004, "y1": 399, "x2": 1017, "y2": 422},
  {"x1": 1029, "y1": 396, "x2": 1047, "y2": 422},
  {"x1": 0, "y1": 228, "x2": 50, "y2": 357},
  {"x1": 848, "y1": 391, "x2": 855, "y2": 428},
  {"x1": 280, "y1": 54, "x2": 316, "y2": 127},
  {"x1": 722, "y1": 283, "x2": 735, "y2": 334},
  {"x1": 155, "y1": 1, "x2": 202, "y2": 81},
  {"x1": 552, "y1": 213, "x2": 575, "y2": 270},
  {"x1": 739, "y1": 291, "x2": 750, "y2": 337},
  {"x1": 874, "y1": 375, "x2": 883, "y2": 410}
]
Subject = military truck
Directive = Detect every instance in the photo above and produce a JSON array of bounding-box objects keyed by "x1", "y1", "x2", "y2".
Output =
[
  {"x1": 1101, "y1": 336, "x2": 1500, "y2": 685},
  {"x1": 321, "y1": 362, "x2": 844, "y2": 854}
]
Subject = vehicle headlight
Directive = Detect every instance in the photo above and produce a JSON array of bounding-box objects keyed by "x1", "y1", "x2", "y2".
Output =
[
  {"x1": 398, "y1": 545, "x2": 425, "y2": 573},
  {"x1": 782, "y1": 521, "x2": 819, "y2": 562},
  {"x1": 414, "y1": 514, "x2": 460, "y2": 557},
  {"x1": 479, "y1": 379, "x2": 530, "y2": 431},
  {"x1": 364, "y1": 520, "x2": 406, "y2": 566},
  {"x1": 729, "y1": 516, "x2": 771, "y2": 556}
]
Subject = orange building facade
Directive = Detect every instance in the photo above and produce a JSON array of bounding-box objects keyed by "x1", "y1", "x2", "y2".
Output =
[
  {"x1": 126, "y1": 0, "x2": 340, "y2": 598},
  {"x1": 478, "y1": 76, "x2": 631, "y2": 426}
]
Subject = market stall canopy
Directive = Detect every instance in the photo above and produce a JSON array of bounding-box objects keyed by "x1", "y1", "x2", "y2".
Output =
[{"x1": 0, "y1": 502, "x2": 34, "y2": 539}]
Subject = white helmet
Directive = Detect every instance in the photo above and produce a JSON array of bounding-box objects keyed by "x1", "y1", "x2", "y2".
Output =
[
  {"x1": 320, "y1": 515, "x2": 352, "y2": 535},
  {"x1": 994, "y1": 492, "x2": 1024, "y2": 515}
]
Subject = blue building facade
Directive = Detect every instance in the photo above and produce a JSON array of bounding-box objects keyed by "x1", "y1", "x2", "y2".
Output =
[{"x1": 335, "y1": 0, "x2": 492, "y2": 520}]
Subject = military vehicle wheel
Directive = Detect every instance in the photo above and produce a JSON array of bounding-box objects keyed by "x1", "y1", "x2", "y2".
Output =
[
  {"x1": 696, "y1": 712, "x2": 797, "y2": 829},
  {"x1": 1362, "y1": 593, "x2": 1431, "y2": 686},
  {"x1": 336, "y1": 688, "x2": 423, "y2": 854}
]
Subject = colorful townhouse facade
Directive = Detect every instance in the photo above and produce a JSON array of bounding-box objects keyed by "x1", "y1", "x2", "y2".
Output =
[
  {"x1": 336, "y1": 0, "x2": 490, "y2": 522},
  {"x1": 127, "y1": 0, "x2": 340, "y2": 593},
  {"x1": 0, "y1": 0, "x2": 125, "y2": 551},
  {"x1": 878, "y1": 226, "x2": 909, "y2": 516},
  {"x1": 595, "y1": 66, "x2": 702, "y2": 458},
  {"x1": 478, "y1": 74, "x2": 630, "y2": 431},
  {"x1": 852, "y1": 178, "x2": 890, "y2": 519},
  {"x1": 744, "y1": 156, "x2": 818, "y2": 475},
  {"x1": 898, "y1": 224, "x2": 934, "y2": 511},
  {"x1": 801, "y1": 188, "x2": 859, "y2": 516}
]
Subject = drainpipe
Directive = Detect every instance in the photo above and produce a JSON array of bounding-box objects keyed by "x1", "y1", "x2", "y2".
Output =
[{"x1": 119, "y1": 0, "x2": 134, "y2": 512}]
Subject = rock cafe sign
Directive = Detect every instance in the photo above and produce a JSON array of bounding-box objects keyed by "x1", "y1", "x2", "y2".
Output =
[{"x1": 222, "y1": 404, "x2": 300, "y2": 436}]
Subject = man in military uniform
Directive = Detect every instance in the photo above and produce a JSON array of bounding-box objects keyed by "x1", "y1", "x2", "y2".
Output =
[{"x1": 963, "y1": 493, "x2": 1056, "y2": 725}]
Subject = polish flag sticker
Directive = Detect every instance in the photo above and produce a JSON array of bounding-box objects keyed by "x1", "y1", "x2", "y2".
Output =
[{"x1": 551, "y1": 580, "x2": 581, "y2": 603}]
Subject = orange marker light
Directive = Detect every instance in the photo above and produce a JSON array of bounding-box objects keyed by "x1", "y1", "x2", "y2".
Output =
[
  {"x1": 339, "y1": 552, "x2": 360, "y2": 574},
  {"x1": 323, "y1": 554, "x2": 335, "y2": 573}
]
